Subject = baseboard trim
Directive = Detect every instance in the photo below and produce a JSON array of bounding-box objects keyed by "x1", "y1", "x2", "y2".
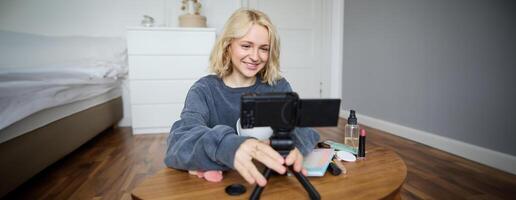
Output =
[
  {"x1": 340, "y1": 110, "x2": 516, "y2": 175},
  {"x1": 132, "y1": 127, "x2": 170, "y2": 135}
]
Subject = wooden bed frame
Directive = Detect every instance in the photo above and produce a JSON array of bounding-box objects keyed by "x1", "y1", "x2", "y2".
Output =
[{"x1": 0, "y1": 97, "x2": 123, "y2": 197}]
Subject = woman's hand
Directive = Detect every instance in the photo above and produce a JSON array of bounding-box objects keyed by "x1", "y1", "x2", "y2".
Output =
[
  {"x1": 285, "y1": 148, "x2": 308, "y2": 176},
  {"x1": 234, "y1": 139, "x2": 286, "y2": 186}
]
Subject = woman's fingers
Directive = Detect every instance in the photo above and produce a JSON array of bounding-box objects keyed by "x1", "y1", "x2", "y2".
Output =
[
  {"x1": 234, "y1": 139, "x2": 312, "y2": 186},
  {"x1": 243, "y1": 139, "x2": 285, "y2": 174},
  {"x1": 302, "y1": 168, "x2": 308, "y2": 176},
  {"x1": 234, "y1": 139, "x2": 285, "y2": 186},
  {"x1": 285, "y1": 148, "x2": 305, "y2": 173},
  {"x1": 234, "y1": 160, "x2": 256, "y2": 185},
  {"x1": 235, "y1": 157, "x2": 268, "y2": 186},
  {"x1": 240, "y1": 158, "x2": 267, "y2": 186},
  {"x1": 255, "y1": 142, "x2": 284, "y2": 163},
  {"x1": 285, "y1": 148, "x2": 298, "y2": 166},
  {"x1": 251, "y1": 144, "x2": 286, "y2": 174},
  {"x1": 293, "y1": 151, "x2": 304, "y2": 172}
]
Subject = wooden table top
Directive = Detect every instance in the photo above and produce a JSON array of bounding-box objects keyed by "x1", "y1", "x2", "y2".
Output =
[{"x1": 132, "y1": 146, "x2": 407, "y2": 200}]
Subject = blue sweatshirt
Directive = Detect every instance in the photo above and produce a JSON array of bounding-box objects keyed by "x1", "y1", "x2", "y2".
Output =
[{"x1": 164, "y1": 75, "x2": 320, "y2": 171}]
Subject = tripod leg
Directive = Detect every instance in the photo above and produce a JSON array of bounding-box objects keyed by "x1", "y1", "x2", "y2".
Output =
[
  {"x1": 249, "y1": 167, "x2": 273, "y2": 200},
  {"x1": 290, "y1": 166, "x2": 321, "y2": 200}
]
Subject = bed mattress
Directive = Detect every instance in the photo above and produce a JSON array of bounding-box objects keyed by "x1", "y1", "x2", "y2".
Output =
[
  {"x1": 0, "y1": 30, "x2": 128, "y2": 142},
  {"x1": 0, "y1": 86, "x2": 121, "y2": 144},
  {"x1": 0, "y1": 66, "x2": 124, "y2": 129}
]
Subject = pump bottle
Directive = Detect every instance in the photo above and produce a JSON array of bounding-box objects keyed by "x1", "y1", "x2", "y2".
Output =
[{"x1": 344, "y1": 110, "x2": 359, "y2": 152}]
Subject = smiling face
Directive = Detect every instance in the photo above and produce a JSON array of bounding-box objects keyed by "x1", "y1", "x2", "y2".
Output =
[
  {"x1": 228, "y1": 24, "x2": 270, "y2": 83},
  {"x1": 209, "y1": 9, "x2": 281, "y2": 86}
]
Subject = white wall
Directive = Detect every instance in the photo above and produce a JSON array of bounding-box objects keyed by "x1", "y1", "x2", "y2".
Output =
[
  {"x1": 0, "y1": 0, "x2": 241, "y2": 127},
  {"x1": 0, "y1": 0, "x2": 241, "y2": 37}
]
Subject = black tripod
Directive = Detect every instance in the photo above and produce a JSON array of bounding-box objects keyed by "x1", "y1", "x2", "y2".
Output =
[{"x1": 249, "y1": 128, "x2": 320, "y2": 200}]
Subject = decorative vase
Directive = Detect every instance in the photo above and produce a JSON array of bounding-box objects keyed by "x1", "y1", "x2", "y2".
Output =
[{"x1": 179, "y1": 14, "x2": 207, "y2": 27}]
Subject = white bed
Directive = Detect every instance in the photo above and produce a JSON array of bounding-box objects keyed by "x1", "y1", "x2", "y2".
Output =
[{"x1": 0, "y1": 30, "x2": 127, "y2": 197}]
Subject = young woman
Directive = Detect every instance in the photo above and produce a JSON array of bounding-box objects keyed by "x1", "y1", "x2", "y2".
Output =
[{"x1": 164, "y1": 9, "x2": 320, "y2": 186}]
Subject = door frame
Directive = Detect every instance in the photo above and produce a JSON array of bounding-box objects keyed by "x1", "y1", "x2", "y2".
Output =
[{"x1": 321, "y1": 0, "x2": 344, "y2": 99}]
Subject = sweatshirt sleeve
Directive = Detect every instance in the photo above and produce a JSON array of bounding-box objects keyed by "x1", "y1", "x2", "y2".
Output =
[
  {"x1": 164, "y1": 84, "x2": 249, "y2": 171},
  {"x1": 291, "y1": 128, "x2": 320, "y2": 156}
]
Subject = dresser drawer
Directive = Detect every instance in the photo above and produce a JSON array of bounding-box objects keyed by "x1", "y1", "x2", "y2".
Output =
[
  {"x1": 131, "y1": 104, "x2": 183, "y2": 129},
  {"x1": 128, "y1": 55, "x2": 209, "y2": 80},
  {"x1": 129, "y1": 80, "x2": 195, "y2": 104},
  {"x1": 127, "y1": 27, "x2": 215, "y2": 134},
  {"x1": 127, "y1": 30, "x2": 215, "y2": 55}
]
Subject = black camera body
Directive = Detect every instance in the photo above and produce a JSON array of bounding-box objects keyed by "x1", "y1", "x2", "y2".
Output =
[{"x1": 240, "y1": 92, "x2": 341, "y2": 131}]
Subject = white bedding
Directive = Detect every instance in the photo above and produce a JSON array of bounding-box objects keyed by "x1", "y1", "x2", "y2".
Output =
[
  {"x1": 0, "y1": 87, "x2": 121, "y2": 144},
  {"x1": 0, "y1": 67, "x2": 123, "y2": 130},
  {"x1": 0, "y1": 30, "x2": 127, "y2": 131}
]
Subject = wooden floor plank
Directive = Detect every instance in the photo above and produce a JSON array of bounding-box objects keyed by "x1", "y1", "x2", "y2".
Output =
[{"x1": 3, "y1": 120, "x2": 516, "y2": 199}]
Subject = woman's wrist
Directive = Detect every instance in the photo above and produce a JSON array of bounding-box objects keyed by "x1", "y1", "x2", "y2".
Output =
[{"x1": 215, "y1": 133, "x2": 250, "y2": 168}]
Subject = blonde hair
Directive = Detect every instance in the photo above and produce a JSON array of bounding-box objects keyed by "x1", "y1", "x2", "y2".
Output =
[{"x1": 209, "y1": 9, "x2": 281, "y2": 85}]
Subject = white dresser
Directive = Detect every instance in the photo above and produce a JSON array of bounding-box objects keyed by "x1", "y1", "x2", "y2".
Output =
[{"x1": 126, "y1": 27, "x2": 216, "y2": 134}]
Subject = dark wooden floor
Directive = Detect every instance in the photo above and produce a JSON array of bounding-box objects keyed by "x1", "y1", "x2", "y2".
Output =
[{"x1": 4, "y1": 119, "x2": 516, "y2": 200}]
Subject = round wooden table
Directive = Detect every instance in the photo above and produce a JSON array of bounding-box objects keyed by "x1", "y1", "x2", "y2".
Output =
[{"x1": 132, "y1": 146, "x2": 406, "y2": 200}]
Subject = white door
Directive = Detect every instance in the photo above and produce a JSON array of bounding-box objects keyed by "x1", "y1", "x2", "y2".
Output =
[{"x1": 246, "y1": 0, "x2": 323, "y2": 98}]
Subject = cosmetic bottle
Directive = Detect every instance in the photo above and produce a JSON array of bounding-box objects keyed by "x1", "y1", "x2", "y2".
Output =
[
  {"x1": 344, "y1": 110, "x2": 359, "y2": 152},
  {"x1": 357, "y1": 128, "x2": 366, "y2": 159}
]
